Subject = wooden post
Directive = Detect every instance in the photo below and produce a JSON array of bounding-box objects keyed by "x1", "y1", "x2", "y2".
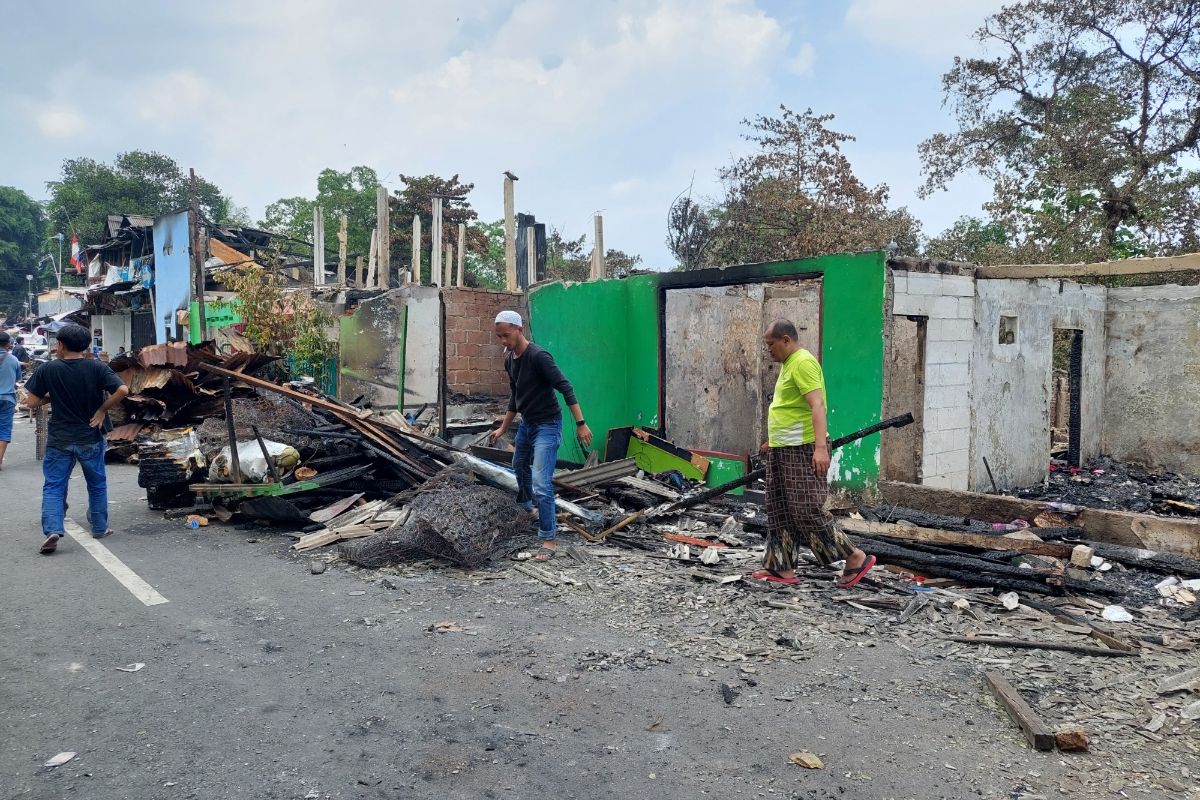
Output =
[
  {"x1": 503, "y1": 173, "x2": 517, "y2": 290},
  {"x1": 223, "y1": 377, "x2": 242, "y2": 484},
  {"x1": 337, "y1": 214, "x2": 348, "y2": 285},
  {"x1": 366, "y1": 228, "x2": 378, "y2": 288},
  {"x1": 456, "y1": 222, "x2": 466, "y2": 287},
  {"x1": 411, "y1": 214, "x2": 422, "y2": 285},
  {"x1": 431, "y1": 196, "x2": 443, "y2": 288},
  {"x1": 188, "y1": 168, "x2": 207, "y2": 339},
  {"x1": 525, "y1": 226, "x2": 536, "y2": 289},
  {"x1": 312, "y1": 205, "x2": 325, "y2": 286},
  {"x1": 591, "y1": 213, "x2": 605, "y2": 280},
  {"x1": 376, "y1": 185, "x2": 390, "y2": 289},
  {"x1": 355, "y1": 255, "x2": 364, "y2": 288}
]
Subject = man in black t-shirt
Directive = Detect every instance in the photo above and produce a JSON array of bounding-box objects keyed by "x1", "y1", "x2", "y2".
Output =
[
  {"x1": 24, "y1": 323, "x2": 129, "y2": 554},
  {"x1": 487, "y1": 310, "x2": 592, "y2": 561}
]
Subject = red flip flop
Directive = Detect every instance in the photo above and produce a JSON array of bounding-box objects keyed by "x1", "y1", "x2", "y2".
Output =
[
  {"x1": 752, "y1": 569, "x2": 800, "y2": 585},
  {"x1": 837, "y1": 555, "x2": 877, "y2": 589}
]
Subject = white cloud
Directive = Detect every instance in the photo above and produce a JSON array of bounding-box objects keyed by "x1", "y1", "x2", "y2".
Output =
[
  {"x1": 36, "y1": 106, "x2": 84, "y2": 138},
  {"x1": 788, "y1": 42, "x2": 816, "y2": 76},
  {"x1": 136, "y1": 71, "x2": 220, "y2": 129},
  {"x1": 845, "y1": 0, "x2": 1006, "y2": 59}
]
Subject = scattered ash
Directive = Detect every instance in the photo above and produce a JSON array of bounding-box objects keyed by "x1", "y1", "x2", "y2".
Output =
[
  {"x1": 576, "y1": 648, "x2": 661, "y2": 671},
  {"x1": 1013, "y1": 456, "x2": 1200, "y2": 515}
]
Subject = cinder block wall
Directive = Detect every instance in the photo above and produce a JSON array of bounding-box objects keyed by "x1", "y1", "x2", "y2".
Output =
[
  {"x1": 443, "y1": 287, "x2": 526, "y2": 397},
  {"x1": 891, "y1": 269, "x2": 976, "y2": 490}
]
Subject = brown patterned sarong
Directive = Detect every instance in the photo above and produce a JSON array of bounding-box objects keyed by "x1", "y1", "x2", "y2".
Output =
[{"x1": 764, "y1": 444, "x2": 856, "y2": 571}]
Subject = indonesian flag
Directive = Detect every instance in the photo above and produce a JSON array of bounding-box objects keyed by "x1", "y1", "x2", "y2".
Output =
[{"x1": 70, "y1": 234, "x2": 82, "y2": 273}]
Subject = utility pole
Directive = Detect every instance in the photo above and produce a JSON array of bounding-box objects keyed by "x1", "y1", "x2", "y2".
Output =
[
  {"x1": 376, "y1": 185, "x2": 390, "y2": 289},
  {"x1": 411, "y1": 215, "x2": 421, "y2": 284},
  {"x1": 337, "y1": 214, "x2": 348, "y2": 285},
  {"x1": 430, "y1": 196, "x2": 443, "y2": 288},
  {"x1": 189, "y1": 168, "x2": 207, "y2": 339},
  {"x1": 503, "y1": 172, "x2": 517, "y2": 290},
  {"x1": 456, "y1": 222, "x2": 466, "y2": 287},
  {"x1": 591, "y1": 213, "x2": 605, "y2": 280}
]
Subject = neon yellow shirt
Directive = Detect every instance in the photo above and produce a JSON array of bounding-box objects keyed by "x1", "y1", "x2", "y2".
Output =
[{"x1": 768, "y1": 348, "x2": 826, "y2": 447}]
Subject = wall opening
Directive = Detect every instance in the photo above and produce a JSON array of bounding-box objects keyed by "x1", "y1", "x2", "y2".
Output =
[
  {"x1": 999, "y1": 315, "x2": 1018, "y2": 345},
  {"x1": 882, "y1": 315, "x2": 926, "y2": 482},
  {"x1": 1052, "y1": 328, "x2": 1083, "y2": 467}
]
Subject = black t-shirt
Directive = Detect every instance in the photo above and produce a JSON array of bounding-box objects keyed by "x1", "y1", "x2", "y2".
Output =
[
  {"x1": 25, "y1": 358, "x2": 125, "y2": 448},
  {"x1": 504, "y1": 343, "x2": 578, "y2": 424}
]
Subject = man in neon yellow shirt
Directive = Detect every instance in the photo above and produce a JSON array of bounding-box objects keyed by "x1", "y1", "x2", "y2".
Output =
[{"x1": 754, "y1": 319, "x2": 875, "y2": 588}]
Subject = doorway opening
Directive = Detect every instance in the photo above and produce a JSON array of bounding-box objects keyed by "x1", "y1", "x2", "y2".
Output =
[{"x1": 1051, "y1": 328, "x2": 1083, "y2": 467}]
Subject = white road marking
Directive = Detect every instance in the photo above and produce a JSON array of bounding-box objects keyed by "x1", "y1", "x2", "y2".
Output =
[{"x1": 62, "y1": 520, "x2": 169, "y2": 607}]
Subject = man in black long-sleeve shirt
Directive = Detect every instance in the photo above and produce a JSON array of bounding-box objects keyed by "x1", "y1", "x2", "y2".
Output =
[{"x1": 488, "y1": 310, "x2": 592, "y2": 560}]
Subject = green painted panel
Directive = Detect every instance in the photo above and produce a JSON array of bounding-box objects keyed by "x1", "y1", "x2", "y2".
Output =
[
  {"x1": 188, "y1": 299, "x2": 242, "y2": 344},
  {"x1": 703, "y1": 456, "x2": 746, "y2": 496},
  {"x1": 529, "y1": 251, "x2": 887, "y2": 488},
  {"x1": 625, "y1": 437, "x2": 704, "y2": 481}
]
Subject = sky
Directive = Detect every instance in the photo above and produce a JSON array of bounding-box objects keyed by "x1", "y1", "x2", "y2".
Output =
[{"x1": 0, "y1": 0, "x2": 1007, "y2": 268}]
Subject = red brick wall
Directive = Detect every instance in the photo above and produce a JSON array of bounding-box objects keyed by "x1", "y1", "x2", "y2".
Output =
[{"x1": 443, "y1": 288, "x2": 527, "y2": 397}]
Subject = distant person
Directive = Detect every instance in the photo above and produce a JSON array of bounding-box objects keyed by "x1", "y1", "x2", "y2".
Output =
[
  {"x1": 23, "y1": 323, "x2": 129, "y2": 554},
  {"x1": 0, "y1": 332, "x2": 22, "y2": 469},
  {"x1": 11, "y1": 339, "x2": 29, "y2": 363},
  {"x1": 487, "y1": 310, "x2": 592, "y2": 561},
  {"x1": 117, "y1": 346, "x2": 127, "y2": 356}
]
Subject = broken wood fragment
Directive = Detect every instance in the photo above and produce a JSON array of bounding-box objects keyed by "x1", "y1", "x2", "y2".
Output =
[
  {"x1": 951, "y1": 636, "x2": 1137, "y2": 658},
  {"x1": 983, "y1": 672, "x2": 1056, "y2": 751},
  {"x1": 513, "y1": 563, "x2": 561, "y2": 587},
  {"x1": 840, "y1": 519, "x2": 1073, "y2": 558}
]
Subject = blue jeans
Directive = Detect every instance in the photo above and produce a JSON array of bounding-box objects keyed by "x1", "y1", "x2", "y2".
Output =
[
  {"x1": 513, "y1": 419, "x2": 562, "y2": 540},
  {"x1": 0, "y1": 396, "x2": 14, "y2": 441},
  {"x1": 42, "y1": 440, "x2": 108, "y2": 537}
]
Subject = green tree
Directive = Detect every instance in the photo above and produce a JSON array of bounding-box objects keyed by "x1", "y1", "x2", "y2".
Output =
[
  {"x1": 924, "y1": 216, "x2": 1013, "y2": 265},
  {"x1": 711, "y1": 107, "x2": 922, "y2": 266},
  {"x1": 666, "y1": 189, "x2": 716, "y2": 270},
  {"x1": 45, "y1": 151, "x2": 239, "y2": 243},
  {"x1": 463, "y1": 220, "x2": 507, "y2": 289},
  {"x1": 263, "y1": 166, "x2": 380, "y2": 265},
  {"x1": 390, "y1": 174, "x2": 487, "y2": 284},
  {"x1": 0, "y1": 186, "x2": 46, "y2": 318},
  {"x1": 920, "y1": 0, "x2": 1200, "y2": 262}
]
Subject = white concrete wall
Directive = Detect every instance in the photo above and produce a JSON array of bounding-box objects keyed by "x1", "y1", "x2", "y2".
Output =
[
  {"x1": 972, "y1": 279, "x2": 1106, "y2": 491},
  {"x1": 891, "y1": 270, "x2": 975, "y2": 489},
  {"x1": 1103, "y1": 285, "x2": 1200, "y2": 473},
  {"x1": 97, "y1": 314, "x2": 131, "y2": 355}
]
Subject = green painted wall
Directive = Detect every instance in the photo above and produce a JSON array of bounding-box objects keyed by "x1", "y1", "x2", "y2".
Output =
[
  {"x1": 529, "y1": 251, "x2": 887, "y2": 487},
  {"x1": 188, "y1": 299, "x2": 242, "y2": 344}
]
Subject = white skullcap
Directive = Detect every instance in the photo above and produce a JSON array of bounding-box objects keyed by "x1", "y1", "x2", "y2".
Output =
[{"x1": 495, "y1": 310, "x2": 523, "y2": 327}]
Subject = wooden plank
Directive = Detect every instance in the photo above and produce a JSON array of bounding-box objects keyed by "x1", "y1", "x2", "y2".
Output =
[
  {"x1": 976, "y1": 252, "x2": 1200, "y2": 280},
  {"x1": 309, "y1": 493, "x2": 365, "y2": 523},
  {"x1": 983, "y1": 672, "x2": 1056, "y2": 751},
  {"x1": 841, "y1": 520, "x2": 1073, "y2": 558},
  {"x1": 953, "y1": 636, "x2": 1137, "y2": 658},
  {"x1": 879, "y1": 480, "x2": 1200, "y2": 558},
  {"x1": 513, "y1": 563, "x2": 560, "y2": 587}
]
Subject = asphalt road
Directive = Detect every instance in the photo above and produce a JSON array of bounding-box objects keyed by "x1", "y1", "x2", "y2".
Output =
[{"x1": 0, "y1": 423, "x2": 1081, "y2": 800}]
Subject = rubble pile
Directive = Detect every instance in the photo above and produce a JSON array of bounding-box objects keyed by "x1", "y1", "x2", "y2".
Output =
[{"x1": 1014, "y1": 456, "x2": 1200, "y2": 516}]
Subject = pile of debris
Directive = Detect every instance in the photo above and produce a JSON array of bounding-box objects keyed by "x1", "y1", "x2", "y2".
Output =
[
  {"x1": 107, "y1": 342, "x2": 274, "y2": 461},
  {"x1": 1014, "y1": 456, "x2": 1200, "y2": 516}
]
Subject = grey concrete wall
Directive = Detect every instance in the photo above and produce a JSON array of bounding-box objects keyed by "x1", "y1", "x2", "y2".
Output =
[
  {"x1": 891, "y1": 270, "x2": 976, "y2": 489},
  {"x1": 972, "y1": 279, "x2": 1106, "y2": 491},
  {"x1": 1103, "y1": 284, "x2": 1200, "y2": 473},
  {"x1": 338, "y1": 286, "x2": 441, "y2": 411}
]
